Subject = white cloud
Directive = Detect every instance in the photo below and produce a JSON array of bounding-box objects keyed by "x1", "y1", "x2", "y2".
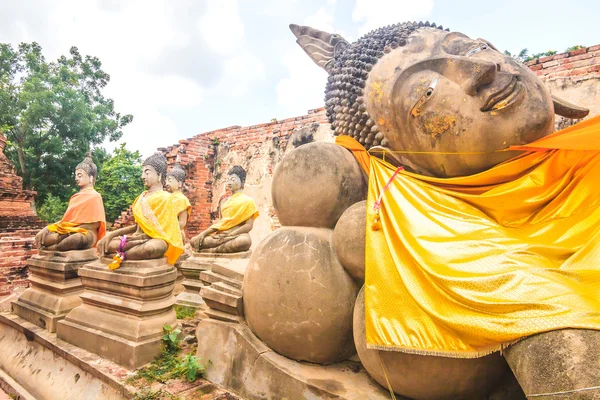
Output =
[
  {"x1": 216, "y1": 50, "x2": 266, "y2": 97},
  {"x1": 275, "y1": 7, "x2": 335, "y2": 115},
  {"x1": 1, "y1": 0, "x2": 265, "y2": 156},
  {"x1": 303, "y1": 7, "x2": 335, "y2": 33},
  {"x1": 276, "y1": 43, "x2": 329, "y2": 115},
  {"x1": 197, "y1": 0, "x2": 245, "y2": 55},
  {"x1": 353, "y1": 0, "x2": 434, "y2": 35}
]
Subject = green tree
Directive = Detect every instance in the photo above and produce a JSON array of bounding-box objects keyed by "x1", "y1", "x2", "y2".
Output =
[
  {"x1": 0, "y1": 42, "x2": 132, "y2": 206},
  {"x1": 95, "y1": 143, "x2": 144, "y2": 222}
]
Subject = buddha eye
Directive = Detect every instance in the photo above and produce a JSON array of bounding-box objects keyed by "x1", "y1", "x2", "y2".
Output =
[
  {"x1": 466, "y1": 43, "x2": 491, "y2": 57},
  {"x1": 411, "y1": 77, "x2": 440, "y2": 117}
]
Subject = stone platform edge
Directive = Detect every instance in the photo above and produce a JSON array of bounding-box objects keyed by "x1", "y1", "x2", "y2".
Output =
[{"x1": 0, "y1": 312, "x2": 137, "y2": 399}]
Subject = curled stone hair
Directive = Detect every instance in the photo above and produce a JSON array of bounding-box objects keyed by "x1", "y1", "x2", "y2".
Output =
[
  {"x1": 167, "y1": 164, "x2": 186, "y2": 183},
  {"x1": 76, "y1": 151, "x2": 98, "y2": 179},
  {"x1": 143, "y1": 152, "x2": 168, "y2": 183},
  {"x1": 291, "y1": 21, "x2": 448, "y2": 150},
  {"x1": 228, "y1": 165, "x2": 247, "y2": 188}
]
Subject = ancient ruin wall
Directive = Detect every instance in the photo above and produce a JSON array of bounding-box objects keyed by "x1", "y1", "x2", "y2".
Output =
[
  {"x1": 527, "y1": 45, "x2": 600, "y2": 122},
  {"x1": 0, "y1": 134, "x2": 44, "y2": 295}
]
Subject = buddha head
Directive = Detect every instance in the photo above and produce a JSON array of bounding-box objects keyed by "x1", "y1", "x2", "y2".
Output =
[
  {"x1": 75, "y1": 152, "x2": 97, "y2": 188},
  {"x1": 142, "y1": 153, "x2": 168, "y2": 189},
  {"x1": 166, "y1": 164, "x2": 186, "y2": 193},
  {"x1": 227, "y1": 165, "x2": 246, "y2": 192},
  {"x1": 291, "y1": 22, "x2": 589, "y2": 177}
]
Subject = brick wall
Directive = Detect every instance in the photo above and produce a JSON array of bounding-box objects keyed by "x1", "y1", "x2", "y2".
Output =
[
  {"x1": 0, "y1": 231, "x2": 37, "y2": 296},
  {"x1": 526, "y1": 45, "x2": 600, "y2": 81},
  {"x1": 0, "y1": 134, "x2": 45, "y2": 234}
]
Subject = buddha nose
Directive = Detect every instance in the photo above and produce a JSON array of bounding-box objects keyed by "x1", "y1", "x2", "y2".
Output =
[{"x1": 460, "y1": 59, "x2": 497, "y2": 96}]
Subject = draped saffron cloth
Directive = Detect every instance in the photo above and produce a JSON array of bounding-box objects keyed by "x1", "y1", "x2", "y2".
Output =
[
  {"x1": 210, "y1": 192, "x2": 258, "y2": 231},
  {"x1": 47, "y1": 188, "x2": 106, "y2": 244},
  {"x1": 171, "y1": 191, "x2": 192, "y2": 217},
  {"x1": 132, "y1": 190, "x2": 184, "y2": 265},
  {"x1": 336, "y1": 115, "x2": 600, "y2": 358}
]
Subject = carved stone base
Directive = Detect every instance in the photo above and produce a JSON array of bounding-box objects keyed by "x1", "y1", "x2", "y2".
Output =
[
  {"x1": 56, "y1": 257, "x2": 177, "y2": 369},
  {"x1": 195, "y1": 318, "x2": 391, "y2": 400},
  {"x1": 11, "y1": 248, "x2": 97, "y2": 332},
  {"x1": 175, "y1": 251, "x2": 250, "y2": 309}
]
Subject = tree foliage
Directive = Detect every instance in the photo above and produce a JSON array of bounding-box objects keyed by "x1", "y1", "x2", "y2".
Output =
[
  {"x1": 95, "y1": 143, "x2": 144, "y2": 222},
  {"x1": 504, "y1": 44, "x2": 586, "y2": 63},
  {"x1": 0, "y1": 42, "x2": 132, "y2": 206}
]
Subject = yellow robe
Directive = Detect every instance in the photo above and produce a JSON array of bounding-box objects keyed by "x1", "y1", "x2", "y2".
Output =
[
  {"x1": 337, "y1": 115, "x2": 600, "y2": 358},
  {"x1": 171, "y1": 191, "x2": 191, "y2": 217},
  {"x1": 132, "y1": 190, "x2": 184, "y2": 265},
  {"x1": 210, "y1": 192, "x2": 258, "y2": 231}
]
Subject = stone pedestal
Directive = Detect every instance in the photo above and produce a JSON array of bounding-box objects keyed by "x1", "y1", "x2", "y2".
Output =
[
  {"x1": 56, "y1": 257, "x2": 177, "y2": 369},
  {"x1": 11, "y1": 248, "x2": 97, "y2": 332},
  {"x1": 176, "y1": 250, "x2": 250, "y2": 309}
]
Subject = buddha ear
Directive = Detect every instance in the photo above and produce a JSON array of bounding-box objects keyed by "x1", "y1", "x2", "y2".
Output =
[
  {"x1": 552, "y1": 94, "x2": 589, "y2": 119},
  {"x1": 289, "y1": 24, "x2": 348, "y2": 73}
]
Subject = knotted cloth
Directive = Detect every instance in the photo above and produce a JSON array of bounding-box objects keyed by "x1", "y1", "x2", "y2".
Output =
[{"x1": 336, "y1": 115, "x2": 600, "y2": 358}]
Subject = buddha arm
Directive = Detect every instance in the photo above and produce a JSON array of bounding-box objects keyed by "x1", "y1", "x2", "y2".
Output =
[
  {"x1": 97, "y1": 224, "x2": 137, "y2": 256},
  {"x1": 224, "y1": 217, "x2": 254, "y2": 237},
  {"x1": 178, "y1": 212, "x2": 188, "y2": 241}
]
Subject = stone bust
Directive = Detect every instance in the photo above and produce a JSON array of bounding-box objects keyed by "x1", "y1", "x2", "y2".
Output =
[{"x1": 291, "y1": 22, "x2": 588, "y2": 177}]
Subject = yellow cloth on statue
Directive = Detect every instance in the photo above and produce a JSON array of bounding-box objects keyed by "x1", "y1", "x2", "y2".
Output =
[
  {"x1": 132, "y1": 190, "x2": 184, "y2": 265},
  {"x1": 210, "y1": 192, "x2": 258, "y2": 231},
  {"x1": 171, "y1": 191, "x2": 192, "y2": 217},
  {"x1": 336, "y1": 115, "x2": 600, "y2": 358}
]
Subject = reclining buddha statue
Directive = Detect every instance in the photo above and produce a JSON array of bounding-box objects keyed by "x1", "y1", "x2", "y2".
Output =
[
  {"x1": 35, "y1": 152, "x2": 106, "y2": 251},
  {"x1": 241, "y1": 21, "x2": 600, "y2": 400}
]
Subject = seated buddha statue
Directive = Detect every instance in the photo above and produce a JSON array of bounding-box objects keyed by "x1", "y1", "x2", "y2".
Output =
[
  {"x1": 190, "y1": 166, "x2": 258, "y2": 253},
  {"x1": 35, "y1": 152, "x2": 106, "y2": 251},
  {"x1": 165, "y1": 164, "x2": 191, "y2": 243},
  {"x1": 96, "y1": 153, "x2": 184, "y2": 269}
]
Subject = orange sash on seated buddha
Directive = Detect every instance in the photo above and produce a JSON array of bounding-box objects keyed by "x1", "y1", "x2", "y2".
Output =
[{"x1": 47, "y1": 188, "x2": 106, "y2": 244}]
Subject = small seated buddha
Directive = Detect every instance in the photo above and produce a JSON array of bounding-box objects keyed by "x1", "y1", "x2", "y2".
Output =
[
  {"x1": 190, "y1": 166, "x2": 258, "y2": 253},
  {"x1": 35, "y1": 152, "x2": 106, "y2": 251},
  {"x1": 96, "y1": 153, "x2": 184, "y2": 269},
  {"x1": 165, "y1": 164, "x2": 192, "y2": 243}
]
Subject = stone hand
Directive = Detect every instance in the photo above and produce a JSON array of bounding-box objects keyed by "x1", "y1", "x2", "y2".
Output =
[
  {"x1": 96, "y1": 235, "x2": 110, "y2": 257},
  {"x1": 34, "y1": 228, "x2": 46, "y2": 249}
]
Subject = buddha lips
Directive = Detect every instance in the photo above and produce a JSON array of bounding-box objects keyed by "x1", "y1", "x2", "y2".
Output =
[{"x1": 108, "y1": 235, "x2": 128, "y2": 270}]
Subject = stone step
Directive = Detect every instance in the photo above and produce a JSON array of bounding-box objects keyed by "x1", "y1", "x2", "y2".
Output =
[
  {"x1": 200, "y1": 286, "x2": 243, "y2": 316},
  {"x1": 211, "y1": 281, "x2": 242, "y2": 296},
  {"x1": 211, "y1": 263, "x2": 244, "y2": 282},
  {"x1": 199, "y1": 271, "x2": 242, "y2": 290},
  {"x1": 205, "y1": 308, "x2": 244, "y2": 324}
]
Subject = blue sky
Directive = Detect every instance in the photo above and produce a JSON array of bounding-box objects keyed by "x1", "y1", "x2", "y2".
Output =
[{"x1": 2, "y1": 0, "x2": 599, "y2": 156}]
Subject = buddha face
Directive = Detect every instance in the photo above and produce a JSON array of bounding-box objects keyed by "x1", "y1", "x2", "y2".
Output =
[
  {"x1": 75, "y1": 168, "x2": 92, "y2": 189},
  {"x1": 226, "y1": 173, "x2": 242, "y2": 192},
  {"x1": 165, "y1": 176, "x2": 181, "y2": 193},
  {"x1": 365, "y1": 28, "x2": 554, "y2": 177},
  {"x1": 142, "y1": 164, "x2": 161, "y2": 189}
]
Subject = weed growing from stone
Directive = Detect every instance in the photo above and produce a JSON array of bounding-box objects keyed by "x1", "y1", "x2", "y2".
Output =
[
  {"x1": 173, "y1": 305, "x2": 196, "y2": 319},
  {"x1": 128, "y1": 324, "x2": 208, "y2": 387}
]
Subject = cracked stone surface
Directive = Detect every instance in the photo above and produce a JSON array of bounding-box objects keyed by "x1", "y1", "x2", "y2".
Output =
[
  {"x1": 272, "y1": 142, "x2": 367, "y2": 229},
  {"x1": 243, "y1": 227, "x2": 359, "y2": 364}
]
